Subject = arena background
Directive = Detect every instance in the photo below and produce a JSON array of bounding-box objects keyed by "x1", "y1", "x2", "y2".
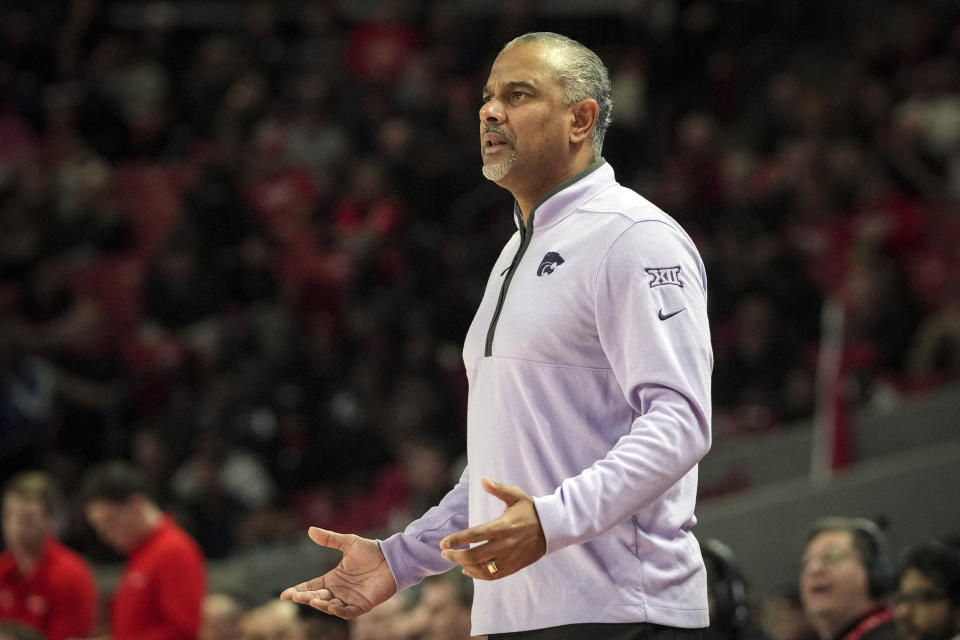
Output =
[{"x1": 2, "y1": 0, "x2": 959, "y2": 631}]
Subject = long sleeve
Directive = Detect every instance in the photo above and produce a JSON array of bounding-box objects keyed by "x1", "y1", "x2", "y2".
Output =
[
  {"x1": 379, "y1": 466, "x2": 470, "y2": 590},
  {"x1": 460, "y1": 164, "x2": 710, "y2": 633},
  {"x1": 532, "y1": 220, "x2": 713, "y2": 553}
]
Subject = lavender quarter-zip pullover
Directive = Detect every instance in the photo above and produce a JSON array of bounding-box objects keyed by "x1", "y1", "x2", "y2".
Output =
[{"x1": 380, "y1": 159, "x2": 713, "y2": 635}]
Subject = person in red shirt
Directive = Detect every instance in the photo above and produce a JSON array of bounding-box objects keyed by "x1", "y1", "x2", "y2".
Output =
[
  {"x1": 81, "y1": 460, "x2": 206, "y2": 640},
  {"x1": 0, "y1": 471, "x2": 98, "y2": 640}
]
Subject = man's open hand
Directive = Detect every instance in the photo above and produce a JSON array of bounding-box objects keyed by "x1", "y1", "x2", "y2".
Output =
[
  {"x1": 439, "y1": 477, "x2": 546, "y2": 580},
  {"x1": 280, "y1": 527, "x2": 397, "y2": 619}
]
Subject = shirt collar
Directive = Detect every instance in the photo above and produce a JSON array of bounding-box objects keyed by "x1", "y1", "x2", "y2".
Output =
[
  {"x1": 512, "y1": 158, "x2": 614, "y2": 231},
  {"x1": 0, "y1": 537, "x2": 55, "y2": 580}
]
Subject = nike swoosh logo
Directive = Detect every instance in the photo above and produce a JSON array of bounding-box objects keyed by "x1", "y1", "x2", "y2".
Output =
[{"x1": 658, "y1": 308, "x2": 686, "y2": 321}]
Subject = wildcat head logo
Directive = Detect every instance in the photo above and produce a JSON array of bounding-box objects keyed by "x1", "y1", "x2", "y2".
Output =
[{"x1": 537, "y1": 252, "x2": 565, "y2": 276}]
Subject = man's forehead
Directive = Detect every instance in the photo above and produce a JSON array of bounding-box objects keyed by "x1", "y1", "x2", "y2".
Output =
[
  {"x1": 482, "y1": 79, "x2": 539, "y2": 94},
  {"x1": 485, "y1": 43, "x2": 561, "y2": 88},
  {"x1": 3, "y1": 493, "x2": 43, "y2": 509},
  {"x1": 2, "y1": 495, "x2": 47, "y2": 521},
  {"x1": 808, "y1": 528, "x2": 854, "y2": 549}
]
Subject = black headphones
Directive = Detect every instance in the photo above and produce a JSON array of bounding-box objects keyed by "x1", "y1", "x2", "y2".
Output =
[
  {"x1": 701, "y1": 538, "x2": 750, "y2": 629},
  {"x1": 807, "y1": 516, "x2": 897, "y2": 598}
]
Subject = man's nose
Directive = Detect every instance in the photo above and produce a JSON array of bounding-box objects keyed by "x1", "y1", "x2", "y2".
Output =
[{"x1": 480, "y1": 99, "x2": 504, "y2": 123}]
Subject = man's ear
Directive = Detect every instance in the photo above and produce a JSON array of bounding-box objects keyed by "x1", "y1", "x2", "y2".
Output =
[{"x1": 569, "y1": 99, "x2": 600, "y2": 144}]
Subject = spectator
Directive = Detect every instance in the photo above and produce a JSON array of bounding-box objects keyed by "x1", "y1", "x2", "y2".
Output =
[
  {"x1": 171, "y1": 431, "x2": 277, "y2": 513},
  {"x1": 200, "y1": 593, "x2": 245, "y2": 640},
  {"x1": 761, "y1": 586, "x2": 817, "y2": 640},
  {"x1": 893, "y1": 541, "x2": 960, "y2": 640},
  {"x1": 141, "y1": 228, "x2": 224, "y2": 333},
  {"x1": 128, "y1": 425, "x2": 173, "y2": 507},
  {"x1": 237, "y1": 600, "x2": 305, "y2": 640},
  {"x1": 170, "y1": 430, "x2": 276, "y2": 557},
  {"x1": 907, "y1": 286, "x2": 960, "y2": 386},
  {"x1": 0, "y1": 324, "x2": 56, "y2": 468},
  {"x1": 299, "y1": 607, "x2": 350, "y2": 640},
  {"x1": 413, "y1": 572, "x2": 474, "y2": 640},
  {"x1": 0, "y1": 471, "x2": 98, "y2": 640},
  {"x1": 81, "y1": 459, "x2": 206, "y2": 640},
  {"x1": 348, "y1": 593, "x2": 410, "y2": 640},
  {"x1": 701, "y1": 538, "x2": 773, "y2": 640},
  {"x1": 713, "y1": 292, "x2": 800, "y2": 429},
  {"x1": 799, "y1": 517, "x2": 897, "y2": 640}
]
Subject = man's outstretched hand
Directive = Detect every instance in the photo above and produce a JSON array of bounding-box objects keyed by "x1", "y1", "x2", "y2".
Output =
[
  {"x1": 280, "y1": 527, "x2": 397, "y2": 619},
  {"x1": 439, "y1": 477, "x2": 546, "y2": 580}
]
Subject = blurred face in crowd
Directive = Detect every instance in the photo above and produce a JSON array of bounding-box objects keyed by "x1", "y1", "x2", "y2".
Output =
[
  {"x1": 761, "y1": 592, "x2": 817, "y2": 640},
  {"x1": 419, "y1": 579, "x2": 472, "y2": 640},
  {"x1": 85, "y1": 497, "x2": 148, "y2": 554},
  {"x1": 894, "y1": 568, "x2": 960, "y2": 640},
  {"x1": 238, "y1": 601, "x2": 304, "y2": 640},
  {"x1": 350, "y1": 593, "x2": 405, "y2": 640},
  {"x1": 200, "y1": 593, "x2": 243, "y2": 640},
  {"x1": 800, "y1": 530, "x2": 874, "y2": 639},
  {"x1": 479, "y1": 42, "x2": 581, "y2": 202},
  {"x1": 2, "y1": 492, "x2": 51, "y2": 560}
]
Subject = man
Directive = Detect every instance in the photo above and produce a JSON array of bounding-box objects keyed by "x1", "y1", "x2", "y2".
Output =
[
  {"x1": 799, "y1": 517, "x2": 897, "y2": 640},
  {"x1": 414, "y1": 573, "x2": 474, "y2": 640},
  {"x1": 237, "y1": 600, "x2": 305, "y2": 640},
  {"x1": 893, "y1": 541, "x2": 960, "y2": 640},
  {"x1": 760, "y1": 586, "x2": 817, "y2": 640},
  {"x1": 282, "y1": 32, "x2": 713, "y2": 639},
  {"x1": 0, "y1": 471, "x2": 98, "y2": 640},
  {"x1": 348, "y1": 594, "x2": 409, "y2": 640},
  {"x1": 81, "y1": 459, "x2": 206, "y2": 640},
  {"x1": 700, "y1": 538, "x2": 772, "y2": 640},
  {"x1": 200, "y1": 593, "x2": 245, "y2": 640}
]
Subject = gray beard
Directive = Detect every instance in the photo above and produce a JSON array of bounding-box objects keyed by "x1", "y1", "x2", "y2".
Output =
[{"x1": 482, "y1": 150, "x2": 518, "y2": 182}]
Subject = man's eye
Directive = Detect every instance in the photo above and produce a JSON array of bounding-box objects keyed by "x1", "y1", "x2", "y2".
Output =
[
  {"x1": 511, "y1": 92, "x2": 526, "y2": 101},
  {"x1": 481, "y1": 95, "x2": 492, "y2": 103}
]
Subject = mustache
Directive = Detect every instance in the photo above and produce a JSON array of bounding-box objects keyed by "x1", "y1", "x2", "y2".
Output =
[{"x1": 482, "y1": 125, "x2": 514, "y2": 144}]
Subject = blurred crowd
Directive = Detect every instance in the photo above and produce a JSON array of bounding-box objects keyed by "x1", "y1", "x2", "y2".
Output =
[
  {"x1": 4, "y1": 466, "x2": 960, "y2": 640},
  {"x1": 1, "y1": 0, "x2": 960, "y2": 633}
]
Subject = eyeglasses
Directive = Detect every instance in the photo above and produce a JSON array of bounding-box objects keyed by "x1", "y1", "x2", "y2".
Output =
[
  {"x1": 800, "y1": 547, "x2": 856, "y2": 571},
  {"x1": 893, "y1": 590, "x2": 950, "y2": 607}
]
